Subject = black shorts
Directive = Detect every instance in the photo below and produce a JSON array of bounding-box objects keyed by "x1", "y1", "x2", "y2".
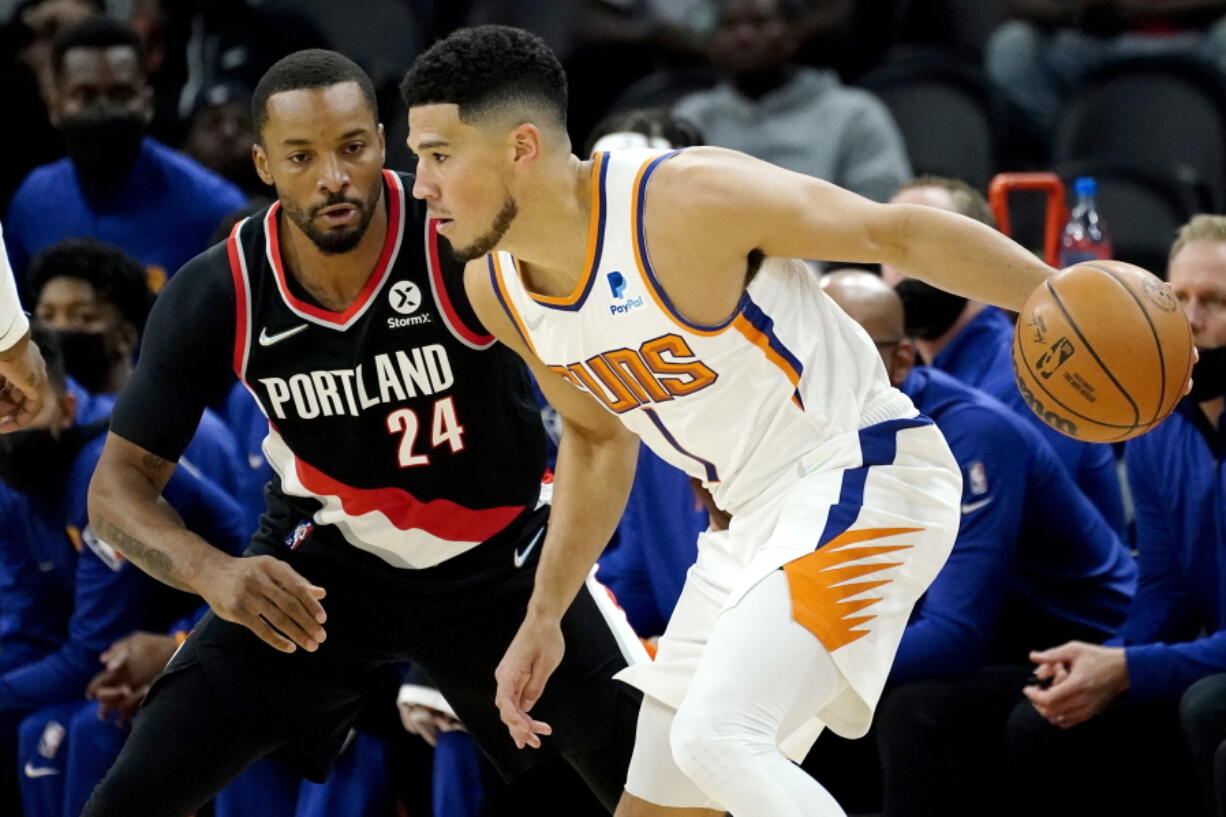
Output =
[{"x1": 147, "y1": 503, "x2": 642, "y2": 783}]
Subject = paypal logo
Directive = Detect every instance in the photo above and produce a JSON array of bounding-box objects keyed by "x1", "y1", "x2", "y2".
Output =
[
  {"x1": 606, "y1": 270, "x2": 644, "y2": 315},
  {"x1": 608, "y1": 271, "x2": 627, "y2": 299}
]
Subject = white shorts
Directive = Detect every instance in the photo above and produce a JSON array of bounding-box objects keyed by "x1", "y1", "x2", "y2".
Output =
[{"x1": 618, "y1": 418, "x2": 961, "y2": 802}]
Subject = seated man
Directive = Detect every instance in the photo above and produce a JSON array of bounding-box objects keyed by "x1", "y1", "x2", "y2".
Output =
[
  {"x1": 3, "y1": 15, "x2": 246, "y2": 286},
  {"x1": 1007, "y1": 214, "x2": 1226, "y2": 817},
  {"x1": 0, "y1": 327, "x2": 246, "y2": 817},
  {"x1": 812, "y1": 271, "x2": 1137, "y2": 817},
  {"x1": 883, "y1": 175, "x2": 1125, "y2": 535},
  {"x1": 28, "y1": 238, "x2": 243, "y2": 499}
]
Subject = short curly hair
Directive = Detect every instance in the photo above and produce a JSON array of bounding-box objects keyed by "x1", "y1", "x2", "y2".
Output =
[
  {"x1": 27, "y1": 239, "x2": 152, "y2": 333},
  {"x1": 399, "y1": 26, "x2": 567, "y2": 126}
]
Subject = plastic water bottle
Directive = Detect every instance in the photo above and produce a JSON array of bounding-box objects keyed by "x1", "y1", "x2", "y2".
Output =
[{"x1": 1059, "y1": 176, "x2": 1113, "y2": 266}]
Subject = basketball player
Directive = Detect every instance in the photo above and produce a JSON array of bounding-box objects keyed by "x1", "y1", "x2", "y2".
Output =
[
  {"x1": 401, "y1": 26, "x2": 1059, "y2": 817},
  {"x1": 79, "y1": 50, "x2": 645, "y2": 817},
  {"x1": 0, "y1": 222, "x2": 46, "y2": 431}
]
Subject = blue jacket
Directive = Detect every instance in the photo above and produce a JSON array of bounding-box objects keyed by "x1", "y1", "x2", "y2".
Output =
[
  {"x1": 5, "y1": 138, "x2": 245, "y2": 284},
  {"x1": 0, "y1": 427, "x2": 245, "y2": 715},
  {"x1": 931, "y1": 306, "x2": 1126, "y2": 535},
  {"x1": 1117, "y1": 399, "x2": 1226, "y2": 700},
  {"x1": 597, "y1": 445, "x2": 706, "y2": 637},
  {"x1": 891, "y1": 367, "x2": 1137, "y2": 684}
]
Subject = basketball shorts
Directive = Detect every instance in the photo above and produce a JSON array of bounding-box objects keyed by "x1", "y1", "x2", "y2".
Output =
[
  {"x1": 618, "y1": 416, "x2": 961, "y2": 793},
  {"x1": 145, "y1": 501, "x2": 647, "y2": 788}
]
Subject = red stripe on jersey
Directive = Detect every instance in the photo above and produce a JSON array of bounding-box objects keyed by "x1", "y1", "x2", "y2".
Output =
[
  {"x1": 293, "y1": 454, "x2": 525, "y2": 543},
  {"x1": 226, "y1": 219, "x2": 250, "y2": 377},
  {"x1": 427, "y1": 218, "x2": 494, "y2": 346},
  {"x1": 266, "y1": 169, "x2": 404, "y2": 326}
]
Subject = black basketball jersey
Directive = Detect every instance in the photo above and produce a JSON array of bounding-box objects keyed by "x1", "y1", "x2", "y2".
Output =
[{"x1": 223, "y1": 170, "x2": 547, "y2": 568}]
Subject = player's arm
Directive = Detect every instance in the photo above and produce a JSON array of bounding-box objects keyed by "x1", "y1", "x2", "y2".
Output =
[
  {"x1": 463, "y1": 259, "x2": 640, "y2": 748},
  {"x1": 658, "y1": 147, "x2": 1052, "y2": 311},
  {"x1": 88, "y1": 254, "x2": 326, "y2": 654},
  {"x1": 0, "y1": 221, "x2": 45, "y2": 431}
]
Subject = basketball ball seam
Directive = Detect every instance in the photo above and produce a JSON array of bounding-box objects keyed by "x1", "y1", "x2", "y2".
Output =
[
  {"x1": 1084, "y1": 262, "x2": 1166, "y2": 426},
  {"x1": 1044, "y1": 278, "x2": 1141, "y2": 428}
]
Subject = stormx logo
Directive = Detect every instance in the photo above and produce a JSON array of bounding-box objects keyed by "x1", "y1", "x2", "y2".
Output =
[
  {"x1": 388, "y1": 280, "x2": 433, "y2": 329},
  {"x1": 606, "y1": 271, "x2": 643, "y2": 316}
]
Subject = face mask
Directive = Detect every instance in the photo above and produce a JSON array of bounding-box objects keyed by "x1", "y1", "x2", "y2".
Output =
[
  {"x1": 0, "y1": 420, "x2": 108, "y2": 495},
  {"x1": 1190, "y1": 344, "x2": 1226, "y2": 403},
  {"x1": 51, "y1": 329, "x2": 112, "y2": 393},
  {"x1": 896, "y1": 279, "x2": 968, "y2": 341},
  {"x1": 61, "y1": 108, "x2": 146, "y2": 192}
]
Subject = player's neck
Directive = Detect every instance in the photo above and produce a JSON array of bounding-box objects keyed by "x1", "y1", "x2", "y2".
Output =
[
  {"x1": 914, "y1": 301, "x2": 985, "y2": 364},
  {"x1": 280, "y1": 187, "x2": 389, "y2": 312},
  {"x1": 499, "y1": 154, "x2": 592, "y2": 299}
]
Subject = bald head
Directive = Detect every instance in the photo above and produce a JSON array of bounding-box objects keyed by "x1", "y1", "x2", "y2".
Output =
[{"x1": 821, "y1": 270, "x2": 905, "y2": 342}]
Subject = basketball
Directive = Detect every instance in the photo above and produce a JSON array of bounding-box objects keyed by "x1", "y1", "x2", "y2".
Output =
[{"x1": 1012, "y1": 260, "x2": 1194, "y2": 443}]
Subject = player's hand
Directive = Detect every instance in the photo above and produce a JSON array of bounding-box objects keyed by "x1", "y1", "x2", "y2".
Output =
[
  {"x1": 494, "y1": 614, "x2": 562, "y2": 749},
  {"x1": 198, "y1": 554, "x2": 327, "y2": 653},
  {"x1": 1184, "y1": 347, "x2": 1199, "y2": 396},
  {"x1": 1023, "y1": 641, "x2": 1128, "y2": 728},
  {"x1": 0, "y1": 331, "x2": 46, "y2": 432},
  {"x1": 398, "y1": 703, "x2": 466, "y2": 747}
]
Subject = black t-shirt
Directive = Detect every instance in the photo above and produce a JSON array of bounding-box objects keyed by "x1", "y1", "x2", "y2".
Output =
[{"x1": 113, "y1": 170, "x2": 548, "y2": 569}]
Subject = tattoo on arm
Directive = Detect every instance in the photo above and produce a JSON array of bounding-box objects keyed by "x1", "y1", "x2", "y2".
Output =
[
  {"x1": 94, "y1": 518, "x2": 193, "y2": 593},
  {"x1": 141, "y1": 453, "x2": 172, "y2": 472}
]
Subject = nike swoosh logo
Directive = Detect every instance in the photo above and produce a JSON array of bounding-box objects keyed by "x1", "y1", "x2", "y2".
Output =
[
  {"x1": 258, "y1": 324, "x2": 309, "y2": 347},
  {"x1": 513, "y1": 528, "x2": 545, "y2": 568},
  {"x1": 960, "y1": 497, "x2": 994, "y2": 514},
  {"x1": 24, "y1": 763, "x2": 60, "y2": 778}
]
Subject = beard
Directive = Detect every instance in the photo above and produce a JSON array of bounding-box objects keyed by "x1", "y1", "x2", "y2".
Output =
[
  {"x1": 282, "y1": 183, "x2": 382, "y2": 255},
  {"x1": 451, "y1": 196, "x2": 519, "y2": 262}
]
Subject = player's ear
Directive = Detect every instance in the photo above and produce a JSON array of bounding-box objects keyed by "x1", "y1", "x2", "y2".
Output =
[
  {"x1": 509, "y1": 123, "x2": 543, "y2": 167},
  {"x1": 891, "y1": 338, "x2": 917, "y2": 388},
  {"x1": 377, "y1": 122, "x2": 386, "y2": 165},
  {"x1": 253, "y1": 142, "x2": 273, "y2": 187}
]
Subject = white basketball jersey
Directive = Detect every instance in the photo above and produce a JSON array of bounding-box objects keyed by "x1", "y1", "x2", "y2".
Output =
[{"x1": 489, "y1": 149, "x2": 917, "y2": 513}]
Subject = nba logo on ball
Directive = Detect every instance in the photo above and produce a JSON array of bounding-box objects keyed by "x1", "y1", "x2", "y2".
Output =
[{"x1": 1013, "y1": 261, "x2": 1194, "y2": 442}]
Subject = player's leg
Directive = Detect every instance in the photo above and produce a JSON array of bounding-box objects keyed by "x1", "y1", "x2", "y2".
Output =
[
  {"x1": 79, "y1": 661, "x2": 285, "y2": 817},
  {"x1": 669, "y1": 570, "x2": 847, "y2": 817}
]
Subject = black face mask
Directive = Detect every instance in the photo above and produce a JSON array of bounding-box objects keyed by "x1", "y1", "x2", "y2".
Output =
[
  {"x1": 1190, "y1": 344, "x2": 1226, "y2": 403},
  {"x1": 895, "y1": 279, "x2": 968, "y2": 341},
  {"x1": 61, "y1": 108, "x2": 146, "y2": 192},
  {"x1": 0, "y1": 419, "x2": 110, "y2": 494},
  {"x1": 50, "y1": 329, "x2": 112, "y2": 393}
]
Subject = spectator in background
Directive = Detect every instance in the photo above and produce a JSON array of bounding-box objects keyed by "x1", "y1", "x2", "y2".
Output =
[
  {"x1": 986, "y1": 0, "x2": 1226, "y2": 148},
  {"x1": 674, "y1": 0, "x2": 911, "y2": 202},
  {"x1": 4, "y1": 15, "x2": 246, "y2": 290},
  {"x1": 883, "y1": 175, "x2": 1126, "y2": 535},
  {"x1": 0, "y1": 326, "x2": 245, "y2": 817},
  {"x1": 0, "y1": 0, "x2": 98, "y2": 211},
  {"x1": 1006, "y1": 214, "x2": 1226, "y2": 817},
  {"x1": 27, "y1": 239, "x2": 244, "y2": 501},
  {"x1": 183, "y1": 81, "x2": 264, "y2": 198},
  {"x1": 814, "y1": 271, "x2": 1136, "y2": 817}
]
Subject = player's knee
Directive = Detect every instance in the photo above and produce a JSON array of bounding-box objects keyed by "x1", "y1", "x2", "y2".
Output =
[
  {"x1": 1181, "y1": 674, "x2": 1226, "y2": 739},
  {"x1": 669, "y1": 702, "x2": 770, "y2": 786}
]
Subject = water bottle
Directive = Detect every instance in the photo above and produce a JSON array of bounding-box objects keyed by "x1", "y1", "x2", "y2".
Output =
[{"x1": 1059, "y1": 176, "x2": 1113, "y2": 266}]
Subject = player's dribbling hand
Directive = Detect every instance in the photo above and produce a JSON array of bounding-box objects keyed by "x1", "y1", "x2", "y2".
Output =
[
  {"x1": 494, "y1": 614, "x2": 563, "y2": 749},
  {"x1": 199, "y1": 555, "x2": 328, "y2": 653}
]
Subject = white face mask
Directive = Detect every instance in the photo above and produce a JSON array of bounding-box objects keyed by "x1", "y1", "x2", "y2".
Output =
[{"x1": 589, "y1": 132, "x2": 674, "y2": 153}]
